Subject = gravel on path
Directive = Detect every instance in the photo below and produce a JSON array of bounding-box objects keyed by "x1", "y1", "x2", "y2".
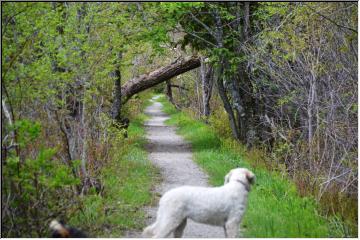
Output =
[{"x1": 126, "y1": 96, "x2": 224, "y2": 238}]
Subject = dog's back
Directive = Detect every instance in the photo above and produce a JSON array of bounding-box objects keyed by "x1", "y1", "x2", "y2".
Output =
[
  {"x1": 142, "y1": 168, "x2": 255, "y2": 238},
  {"x1": 160, "y1": 185, "x2": 246, "y2": 225}
]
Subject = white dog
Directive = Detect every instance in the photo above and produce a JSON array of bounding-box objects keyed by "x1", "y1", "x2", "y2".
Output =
[{"x1": 142, "y1": 168, "x2": 255, "y2": 238}]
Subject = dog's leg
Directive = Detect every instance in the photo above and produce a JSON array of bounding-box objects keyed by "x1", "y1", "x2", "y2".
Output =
[
  {"x1": 173, "y1": 218, "x2": 187, "y2": 238},
  {"x1": 223, "y1": 226, "x2": 228, "y2": 238},
  {"x1": 153, "y1": 224, "x2": 176, "y2": 238},
  {"x1": 153, "y1": 216, "x2": 185, "y2": 238},
  {"x1": 224, "y1": 219, "x2": 240, "y2": 238},
  {"x1": 142, "y1": 222, "x2": 157, "y2": 237}
]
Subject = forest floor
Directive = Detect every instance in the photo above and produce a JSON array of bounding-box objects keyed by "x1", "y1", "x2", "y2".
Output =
[{"x1": 126, "y1": 96, "x2": 224, "y2": 237}]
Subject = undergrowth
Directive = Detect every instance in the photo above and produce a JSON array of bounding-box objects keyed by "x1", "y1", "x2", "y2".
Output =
[
  {"x1": 158, "y1": 94, "x2": 352, "y2": 238},
  {"x1": 69, "y1": 93, "x2": 159, "y2": 237}
]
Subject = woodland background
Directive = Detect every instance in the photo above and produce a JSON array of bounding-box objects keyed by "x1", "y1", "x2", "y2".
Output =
[{"x1": 1, "y1": 2, "x2": 357, "y2": 237}]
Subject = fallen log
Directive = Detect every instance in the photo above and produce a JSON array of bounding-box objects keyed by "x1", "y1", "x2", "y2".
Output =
[{"x1": 121, "y1": 56, "x2": 200, "y2": 103}]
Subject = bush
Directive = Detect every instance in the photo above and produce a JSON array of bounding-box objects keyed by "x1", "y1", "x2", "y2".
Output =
[{"x1": 2, "y1": 119, "x2": 80, "y2": 237}]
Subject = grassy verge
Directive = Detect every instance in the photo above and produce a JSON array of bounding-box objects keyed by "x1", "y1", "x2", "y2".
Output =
[
  {"x1": 158, "y1": 94, "x2": 350, "y2": 238},
  {"x1": 69, "y1": 95, "x2": 159, "y2": 237}
]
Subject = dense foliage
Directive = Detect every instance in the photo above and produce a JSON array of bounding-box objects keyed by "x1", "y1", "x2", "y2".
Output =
[
  {"x1": 2, "y1": 2, "x2": 162, "y2": 236},
  {"x1": 158, "y1": 2, "x2": 357, "y2": 234},
  {"x1": 1, "y1": 2, "x2": 357, "y2": 237}
]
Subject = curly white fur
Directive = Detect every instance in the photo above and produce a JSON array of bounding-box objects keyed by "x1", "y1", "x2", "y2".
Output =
[{"x1": 142, "y1": 168, "x2": 255, "y2": 238}]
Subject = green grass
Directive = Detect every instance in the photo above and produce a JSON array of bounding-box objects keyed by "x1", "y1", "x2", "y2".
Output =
[
  {"x1": 158, "y1": 94, "x2": 349, "y2": 238},
  {"x1": 69, "y1": 98, "x2": 159, "y2": 237}
]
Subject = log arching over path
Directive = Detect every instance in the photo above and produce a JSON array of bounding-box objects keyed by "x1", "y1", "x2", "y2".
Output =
[{"x1": 121, "y1": 56, "x2": 200, "y2": 103}]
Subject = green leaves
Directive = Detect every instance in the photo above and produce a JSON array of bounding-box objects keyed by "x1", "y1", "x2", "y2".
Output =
[
  {"x1": 11, "y1": 119, "x2": 41, "y2": 147},
  {"x1": 277, "y1": 91, "x2": 297, "y2": 107},
  {"x1": 160, "y1": 2, "x2": 204, "y2": 18}
]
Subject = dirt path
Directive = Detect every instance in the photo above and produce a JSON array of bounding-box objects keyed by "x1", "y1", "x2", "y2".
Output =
[{"x1": 130, "y1": 96, "x2": 224, "y2": 238}]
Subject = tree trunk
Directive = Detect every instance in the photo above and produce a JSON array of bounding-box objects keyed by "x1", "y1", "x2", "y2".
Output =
[
  {"x1": 165, "y1": 80, "x2": 173, "y2": 104},
  {"x1": 200, "y1": 57, "x2": 214, "y2": 118},
  {"x1": 121, "y1": 56, "x2": 200, "y2": 103},
  {"x1": 77, "y1": 3, "x2": 89, "y2": 188},
  {"x1": 110, "y1": 52, "x2": 122, "y2": 122},
  {"x1": 195, "y1": 70, "x2": 202, "y2": 117},
  {"x1": 244, "y1": 2, "x2": 250, "y2": 41},
  {"x1": 216, "y1": 64, "x2": 241, "y2": 140},
  {"x1": 212, "y1": 8, "x2": 241, "y2": 140}
]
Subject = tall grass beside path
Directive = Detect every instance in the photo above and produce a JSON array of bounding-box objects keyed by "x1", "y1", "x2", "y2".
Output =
[
  {"x1": 158, "y1": 94, "x2": 351, "y2": 238},
  {"x1": 69, "y1": 94, "x2": 159, "y2": 237}
]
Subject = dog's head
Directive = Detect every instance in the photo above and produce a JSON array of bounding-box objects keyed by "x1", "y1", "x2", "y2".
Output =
[{"x1": 224, "y1": 168, "x2": 255, "y2": 189}]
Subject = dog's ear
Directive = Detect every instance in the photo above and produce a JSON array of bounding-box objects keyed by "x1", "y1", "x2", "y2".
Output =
[
  {"x1": 245, "y1": 170, "x2": 256, "y2": 185},
  {"x1": 224, "y1": 170, "x2": 233, "y2": 184}
]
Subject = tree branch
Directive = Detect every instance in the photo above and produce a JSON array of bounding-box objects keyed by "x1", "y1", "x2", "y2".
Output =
[{"x1": 308, "y1": 5, "x2": 357, "y2": 33}]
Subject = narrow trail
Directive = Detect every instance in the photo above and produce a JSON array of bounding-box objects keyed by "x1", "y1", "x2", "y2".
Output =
[{"x1": 128, "y1": 96, "x2": 224, "y2": 238}]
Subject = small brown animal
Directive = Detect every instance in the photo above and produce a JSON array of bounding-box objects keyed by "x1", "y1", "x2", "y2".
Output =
[{"x1": 50, "y1": 220, "x2": 88, "y2": 238}]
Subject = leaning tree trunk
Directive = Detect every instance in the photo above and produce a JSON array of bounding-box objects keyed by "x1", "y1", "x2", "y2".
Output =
[
  {"x1": 216, "y1": 64, "x2": 241, "y2": 140},
  {"x1": 212, "y1": 8, "x2": 241, "y2": 140},
  {"x1": 121, "y1": 56, "x2": 200, "y2": 103}
]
